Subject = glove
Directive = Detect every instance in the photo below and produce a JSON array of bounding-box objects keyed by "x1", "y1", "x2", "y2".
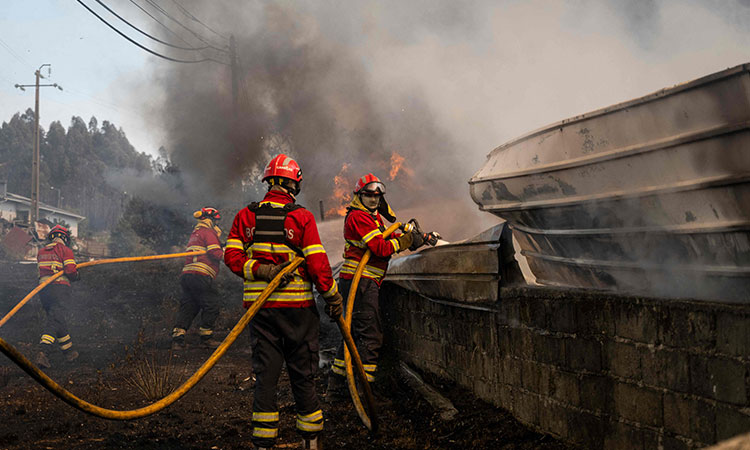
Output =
[
  {"x1": 69, "y1": 271, "x2": 81, "y2": 282},
  {"x1": 256, "y1": 261, "x2": 294, "y2": 287},
  {"x1": 394, "y1": 232, "x2": 413, "y2": 252},
  {"x1": 408, "y1": 232, "x2": 425, "y2": 251},
  {"x1": 324, "y1": 291, "x2": 344, "y2": 320}
]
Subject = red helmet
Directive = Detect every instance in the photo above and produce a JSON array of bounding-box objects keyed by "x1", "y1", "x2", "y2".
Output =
[
  {"x1": 48, "y1": 224, "x2": 71, "y2": 245},
  {"x1": 354, "y1": 173, "x2": 386, "y2": 195},
  {"x1": 262, "y1": 154, "x2": 303, "y2": 183},
  {"x1": 195, "y1": 207, "x2": 221, "y2": 221}
]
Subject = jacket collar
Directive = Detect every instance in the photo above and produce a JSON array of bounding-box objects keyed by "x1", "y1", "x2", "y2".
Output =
[
  {"x1": 195, "y1": 219, "x2": 221, "y2": 236},
  {"x1": 262, "y1": 189, "x2": 295, "y2": 206},
  {"x1": 195, "y1": 219, "x2": 213, "y2": 229}
]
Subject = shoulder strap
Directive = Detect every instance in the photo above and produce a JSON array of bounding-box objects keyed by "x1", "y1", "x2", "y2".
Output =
[{"x1": 283, "y1": 202, "x2": 304, "y2": 212}]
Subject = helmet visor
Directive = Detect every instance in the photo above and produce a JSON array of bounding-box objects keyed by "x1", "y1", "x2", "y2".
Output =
[{"x1": 362, "y1": 181, "x2": 386, "y2": 195}]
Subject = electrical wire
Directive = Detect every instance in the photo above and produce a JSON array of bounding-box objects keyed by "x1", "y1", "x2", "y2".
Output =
[
  {"x1": 0, "y1": 37, "x2": 33, "y2": 71},
  {"x1": 76, "y1": 0, "x2": 228, "y2": 65},
  {"x1": 142, "y1": 0, "x2": 228, "y2": 52},
  {"x1": 169, "y1": 0, "x2": 229, "y2": 41},
  {"x1": 128, "y1": 0, "x2": 201, "y2": 49},
  {"x1": 93, "y1": 0, "x2": 210, "y2": 51}
]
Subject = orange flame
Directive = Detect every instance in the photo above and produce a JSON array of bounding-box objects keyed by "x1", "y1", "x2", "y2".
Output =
[
  {"x1": 389, "y1": 151, "x2": 414, "y2": 180},
  {"x1": 325, "y1": 163, "x2": 350, "y2": 218}
]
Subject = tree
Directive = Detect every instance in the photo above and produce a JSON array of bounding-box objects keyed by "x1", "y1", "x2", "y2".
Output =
[
  {"x1": 109, "y1": 196, "x2": 190, "y2": 256},
  {"x1": 0, "y1": 111, "x2": 155, "y2": 231}
]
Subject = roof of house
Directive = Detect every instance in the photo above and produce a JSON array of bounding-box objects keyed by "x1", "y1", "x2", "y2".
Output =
[{"x1": 1, "y1": 192, "x2": 86, "y2": 220}]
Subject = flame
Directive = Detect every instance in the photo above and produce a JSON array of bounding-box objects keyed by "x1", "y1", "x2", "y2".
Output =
[
  {"x1": 389, "y1": 151, "x2": 414, "y2": 180},
  {"x1": 325, "y1": 163, "x2": 350, "y2": 217}
]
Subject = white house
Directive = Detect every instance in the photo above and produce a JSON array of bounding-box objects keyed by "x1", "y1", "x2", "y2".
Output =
[{"x1": 0, "y1": 183, "x2": 85, "y2": 237}]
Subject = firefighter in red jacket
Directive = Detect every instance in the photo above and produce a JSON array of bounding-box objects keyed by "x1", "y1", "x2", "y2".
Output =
[
  {"x1": 35, "y1": 225, "x2": 80, "y2": 368},
  {"x1": 172, "y1": 207, "x2": 224, "y2": 349},
  {"x1": 327, "y1": 174, "x2": 434, "y2": 397},
  {"x1": 224, "y1": 154, "x2": 343, "y2": 450}
]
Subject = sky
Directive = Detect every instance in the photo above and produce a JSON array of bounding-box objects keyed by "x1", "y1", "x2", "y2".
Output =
[
  {"x1": 0, "y1": 0, "x2": 163, "y2": 156},
  {"x1": 1, "y1": 0, "x2": 749, "y2": 182}
]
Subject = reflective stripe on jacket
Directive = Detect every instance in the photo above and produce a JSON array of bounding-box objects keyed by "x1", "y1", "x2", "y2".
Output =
[
  {"x1": 340, "y1": 206, "x2": 400, "y2": 285},
  {"x1": 37, "y1": 240, "x2": 77, "y2": 286},
  {"x1": 224, "y1": 190, "x2": 338, "y2": 308},
  {"x1": 182, "y1": 222, "x2": 223, "y2": 278}
]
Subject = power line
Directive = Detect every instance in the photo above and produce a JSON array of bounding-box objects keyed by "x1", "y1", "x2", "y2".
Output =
[
  {"x1": 142, "y1": 0, "x2": 228, "y2": 52},
  {"x1": 169, "y1": 0, "x2": 229, "y2": 41},
  {"x1": 93, "y1": 0, "x2": 210, "y2": 52},
  {"x1": 0, "y1": 37, "x2": 33, "y2": 70},
  {"x1": 76, "y1": 0, "x2": 228, "y2": 65},
  {"x1": 128, "y1": 0, "x2": 201, "y2": 49}
]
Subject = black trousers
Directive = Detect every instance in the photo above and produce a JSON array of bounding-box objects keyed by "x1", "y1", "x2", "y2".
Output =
[
  {"x1": 39, "y1": 283, "x2": 71, "y2": 342},
  {"x1": 175, "y1": 273, "x2": 219, "y2": 332},
  {"x1": 334, "y1": 277, "x2": 382, "y2": 378},
  {"x1": 250, "y1": 305, "x2": 322, "y2": 447}
]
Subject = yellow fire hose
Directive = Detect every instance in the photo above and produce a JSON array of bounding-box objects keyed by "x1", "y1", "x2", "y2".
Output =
[
  {"x1": 0, "y1": 256, "x2": 303, "y2": 420},
  {"x1": 0, "y1": 251, "x2": 209, "y2": 328},
  {"x1": 0, "y1": 248, "x2": 380, "y2": 429},
  {"x1": 341, "y1": 222, "x2": 401, "y2": 433}
]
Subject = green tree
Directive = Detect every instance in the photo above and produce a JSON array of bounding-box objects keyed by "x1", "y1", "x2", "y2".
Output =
[
  {"x1": 109, "y1": 196, "x2": 190, "y2": 256},
  {"x1": 0, "y1": 111, "x2": 155, "y2": 231}
]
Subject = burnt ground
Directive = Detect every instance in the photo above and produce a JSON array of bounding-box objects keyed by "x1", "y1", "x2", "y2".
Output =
[{"x1": 0, "y1": 260, "x2": 577, "y2": 450}]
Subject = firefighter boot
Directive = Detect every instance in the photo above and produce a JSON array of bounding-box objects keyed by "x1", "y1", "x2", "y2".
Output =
[
  {"x1": 303, "y1": 437, "x2": 321, "y2": 450},
  {"x1": 35, "y1": 351, "x2": 51, "y2": 369},
  {"x1": 199, "y1": 328, "x2": 221, "y2": 349},
  {"x1": 200, "y1": 335, "x2": 222, "y2": 349},
  {"x1": 325, "y1": 373, "x2": 348, "y2": 402},
  {"x1": 171, "y1": 328, "x2": 186, "y2": 350}
]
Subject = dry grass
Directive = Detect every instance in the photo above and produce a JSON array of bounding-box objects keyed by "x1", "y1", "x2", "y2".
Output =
[{"x1": 122, "y1": 332, "x2": 186, "y2": 401}]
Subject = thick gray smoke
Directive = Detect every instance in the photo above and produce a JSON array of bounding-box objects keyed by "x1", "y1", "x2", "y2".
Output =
[
  {"x1": 146, "y1": 2, "x2": 466, "y2": 216},
  {"x1": 132, "y1": 0, "x2": 750, "y2": 236}
]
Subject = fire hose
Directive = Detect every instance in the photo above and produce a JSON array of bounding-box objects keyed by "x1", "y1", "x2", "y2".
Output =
[
  {"x1": 340, "y1": 222, "x2": 402, "y2": 432},
  {"x1": 0, "y1": 251, "x2": 213, "y2": 328},
  {"x1": 0, "y1": 251, "x2": 379, "y2": 428},
  {"x1": 0, "y1": 255, "x2": 302, "y2": 419}
]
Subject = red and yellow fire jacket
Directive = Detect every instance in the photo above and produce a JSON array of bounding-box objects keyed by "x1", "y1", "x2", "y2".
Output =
[
  {"x1": 182, "y1": 220, "x2": 223, "y2": 279},
  {"x1": 224, "y1": 190, "x2": 338, "y2": 308},
  {"x1": 340, "y1": 196, "x2": 402, "y2": 285},
  {"x1": 38, "y1": 239, "x2": 78, "y2": 286}
]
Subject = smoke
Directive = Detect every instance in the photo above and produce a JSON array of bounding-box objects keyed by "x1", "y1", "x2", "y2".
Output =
[
  {"x1": 133, "y1": 0, "x2": 750, "y2": 230},
  {"x1": 141, "y1": 1, "x2": 467, "y2": 216}
]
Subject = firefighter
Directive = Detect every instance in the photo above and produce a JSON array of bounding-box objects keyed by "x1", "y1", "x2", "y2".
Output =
[
  {"x1": 327, "y1": 174, "x2": 435, "y2": 398},
  {"x1": 35, "y1": 225, "x2": 80, "y2": 368},
  {"x1": 224, "y1": 154, "x2": 343, "y2": 450},
  {"x1": 172, "y1": 207, "x2": 224, "y2": 350}
]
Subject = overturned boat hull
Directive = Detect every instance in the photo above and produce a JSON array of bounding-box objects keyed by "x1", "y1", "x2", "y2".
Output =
[
  {"x1": 386, "y1": 223, "x2": 522, "y2": 303},
  {"x1": 469, "y1": 63, "x2": 750, "y2": 301}
]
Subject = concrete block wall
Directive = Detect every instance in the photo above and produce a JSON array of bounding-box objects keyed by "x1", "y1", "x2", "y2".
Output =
[{"x1": 381, "y1": 284, "x2": 750, "y2": 449}]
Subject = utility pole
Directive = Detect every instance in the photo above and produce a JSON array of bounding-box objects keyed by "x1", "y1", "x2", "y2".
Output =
[
  {"x1": 229, "y1": 35, "x2": 239, "y2": 116},
  {"x1": 15, "y1": 64, "x2": 63, "y2": 225}
]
